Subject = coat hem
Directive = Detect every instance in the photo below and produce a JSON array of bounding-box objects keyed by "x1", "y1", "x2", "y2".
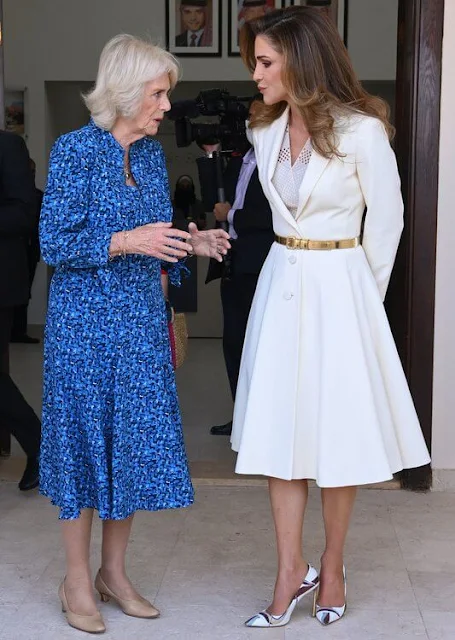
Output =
[{"x1": 232, "y1": 458, "x2": 431, "y2": 487}]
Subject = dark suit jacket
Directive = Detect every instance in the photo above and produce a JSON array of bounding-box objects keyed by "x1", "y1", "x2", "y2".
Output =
[
  {"x1": 175, "y1": 30, "x2": 203, "y2": 47},
  {"x1": 206, "y1": 154, "x2": 274, "y2": 283},
  {"x1": 0, "y1": 131, "x2": 37, "y2": 308}
]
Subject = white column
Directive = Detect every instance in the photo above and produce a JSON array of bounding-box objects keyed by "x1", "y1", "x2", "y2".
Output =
[{"x1": 432, "y1": 0, "x2": 455, "y2": 488}]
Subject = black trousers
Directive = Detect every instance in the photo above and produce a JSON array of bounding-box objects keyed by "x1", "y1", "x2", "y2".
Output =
[
  {"x1": 11, "y1": 247, "x2": 40, "y2": 338},
  {"x1": 220, "y1": 273, "x2": 259, "y2": 401},
  {"x1": 0, "y1": 307, "x2": 41, "y2": 456}
]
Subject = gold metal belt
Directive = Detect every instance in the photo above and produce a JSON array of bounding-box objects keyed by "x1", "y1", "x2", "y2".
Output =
[{"x1": 275, "y1": 235, "x2": 360, "y2": 251}]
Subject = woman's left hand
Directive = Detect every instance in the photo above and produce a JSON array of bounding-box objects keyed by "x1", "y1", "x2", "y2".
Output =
[{"x1": 187, "y1": 222, "x2": 231, "y2": 262}]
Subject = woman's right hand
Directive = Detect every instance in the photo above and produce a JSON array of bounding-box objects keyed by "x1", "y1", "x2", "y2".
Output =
[{"x1": 127, "y1": 222, "x2": 192, "y2": 263}]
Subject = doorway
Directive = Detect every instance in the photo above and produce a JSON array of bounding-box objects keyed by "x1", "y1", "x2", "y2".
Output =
[
  {"x1": 387, "y1": 0, "x2": 443, "y2": 489},
  {"x1": 326, "y1": 0, "x2": 443, "y2": 489}
]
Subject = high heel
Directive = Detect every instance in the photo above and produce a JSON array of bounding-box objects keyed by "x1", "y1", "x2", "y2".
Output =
[
  {"x1": 314, "y1": 565, "x2": 347, "y2": 626},
  {"x1": 58, "y1": 580, "x2": 106, "y2": 634},
  {"x1": 245, "y1": 564, "x2": 319, "y2": 628},
  {"x1": 95, "y1": 570, "x2": 160, "y2": 619}
]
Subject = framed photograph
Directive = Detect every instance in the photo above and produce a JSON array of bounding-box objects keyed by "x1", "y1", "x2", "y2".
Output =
[
  {"x1": 281, "y1": 0, "x2": 347, "y2": 45},
  {"x1": 166, "y1": 0, "x2": 222, "y2": 57},
  {"x1": 4, "y1": 90, "x2": 25, "y2": 138},
  {"x1": 228, "y1": 0, "x2": 282, "y2": 57}
]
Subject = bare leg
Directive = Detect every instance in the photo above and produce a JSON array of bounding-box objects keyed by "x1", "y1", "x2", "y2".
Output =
[
  {"x1": 268, "y1": 477, "x2": 310, "y2": 615},
  {"x1": 318, "y1": 486, "x2": 357, "y2": 607},
  {"x1": 99, "y1": 516, "x2": 140, "y2": 599},
  {"x1": 62, "y1": 509, "x2": 98, "y2": 615}
]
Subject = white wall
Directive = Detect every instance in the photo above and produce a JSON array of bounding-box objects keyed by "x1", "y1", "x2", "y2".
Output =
[{"x1": 432, "y1": 1, "x2": 455, "y2": 474}]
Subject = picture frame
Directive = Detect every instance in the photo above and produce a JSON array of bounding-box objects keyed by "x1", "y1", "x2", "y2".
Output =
[
  {"x1": 228, "y1": 0, "x2": 282, "y2": 57},
  {"x1": 281, "y1": 0, "x2": 348, "y2": 45},
  {"x1": 166, "y1": 0, "x2": 222, "y2": 57},
  {"x1": 4, "y1": 89, "x2": 26, "y2": 139}
]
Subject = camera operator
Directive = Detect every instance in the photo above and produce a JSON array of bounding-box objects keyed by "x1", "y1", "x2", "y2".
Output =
[
  {"x1": 204, "y1": 99, "x2": 274, "y2": 436},
  {"x1": 172, "y1": 174, "x2": 207, "y2": 230}
]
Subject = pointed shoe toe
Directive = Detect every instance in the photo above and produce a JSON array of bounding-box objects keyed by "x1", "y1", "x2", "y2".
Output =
[
  {"x1": 95, "y1": 571, "x2": 160, "y2": 619},
  {"x1": 58, "y1": 581, "x2": 106, "y2": 634}
]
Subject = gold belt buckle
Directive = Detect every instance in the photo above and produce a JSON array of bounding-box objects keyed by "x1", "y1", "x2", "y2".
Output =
[{"x1": 286, "y1": 236, "x2": 299, "y2": 250}]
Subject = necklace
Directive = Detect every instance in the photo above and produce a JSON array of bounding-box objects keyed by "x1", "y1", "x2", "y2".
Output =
[{"x1": 123, "y1": 153, "x2": 134, "y2": 183}]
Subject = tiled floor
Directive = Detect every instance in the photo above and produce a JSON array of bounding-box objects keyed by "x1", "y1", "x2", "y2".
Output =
[{"x1": 1, "y1": 338, "x2": 454, "y2": 639}]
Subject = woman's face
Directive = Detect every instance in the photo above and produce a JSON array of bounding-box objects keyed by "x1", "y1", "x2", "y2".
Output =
[
  {"x1": 134, "y1": 74, "x2": 172, "y2": 136},
  {"x1": 253, "y1": 35, "x2": 288, "y2": 105}
]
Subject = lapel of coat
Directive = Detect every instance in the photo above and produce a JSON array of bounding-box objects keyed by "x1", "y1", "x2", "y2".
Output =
[
  {"x1": 295, "y1": 146, "x2": 331, "y2": 220},
  {"x1": 259, "y1": 107, "x2": 300, "y2": 234}
]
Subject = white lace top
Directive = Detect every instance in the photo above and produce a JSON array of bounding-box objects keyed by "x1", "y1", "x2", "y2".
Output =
[{"x1": 272, "y1": 125, "x2": 312, "y2": 218}]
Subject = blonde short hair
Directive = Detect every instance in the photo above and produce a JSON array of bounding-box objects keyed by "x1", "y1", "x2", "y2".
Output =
[{"x1": 84, "y1": 34, "x2": 180, "y2": 130}]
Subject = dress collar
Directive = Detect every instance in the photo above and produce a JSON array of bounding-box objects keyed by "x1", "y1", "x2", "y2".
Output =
[{"x1": 87, "y1": 119, "x2": 151, "y2": 166}]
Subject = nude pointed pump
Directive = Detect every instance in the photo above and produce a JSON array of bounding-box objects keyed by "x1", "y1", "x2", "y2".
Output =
[
  {"x1": 95, "y1": 571, "x2": 160, "y2": 619},
  {"x1": 58, "y1": 580, "x2": 106, "y2": 634}
]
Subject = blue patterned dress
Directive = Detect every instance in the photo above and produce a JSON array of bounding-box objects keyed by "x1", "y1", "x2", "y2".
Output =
[{"x1": 39, "y1": 120, "x2": 194, "y2": 520}]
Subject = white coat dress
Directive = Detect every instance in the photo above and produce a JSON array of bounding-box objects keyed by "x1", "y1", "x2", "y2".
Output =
[{"x1": 230, "y1": 108, "x2": 431, "y2": 487}]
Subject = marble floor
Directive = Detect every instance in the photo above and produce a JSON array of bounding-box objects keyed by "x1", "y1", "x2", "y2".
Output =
[{"x1": 1, "y1": 338, "x2": 454, "y2": 639}]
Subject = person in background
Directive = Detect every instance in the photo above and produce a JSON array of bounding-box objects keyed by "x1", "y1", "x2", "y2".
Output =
[
  {"x1": 176, "y1": 0, "x2": 212, "y2": 47},
  {"x1": 10, "y1": 158, "x2": 42, "y2": 344},
  {"x1": 241, "y1": 0, "x2": 270, "y2": 25},
  {"x1": 238, "y1": 0, "x2": 271, "y2": 43},
  {"x1": 0, "y1": 129, "x2": 41, "y2": 491},
  {"x1": 172, "y1": 174, "x2": 206, "y2": 230},
  {"x1": 205, "y1": 98, "x2": 275, "y2": 437},
  {"x1": 39, "y1": 34, "x2": 229, "y2": 635},
  {"x1": 170, "y1": 175, "x2": 205, "y2": 318}
]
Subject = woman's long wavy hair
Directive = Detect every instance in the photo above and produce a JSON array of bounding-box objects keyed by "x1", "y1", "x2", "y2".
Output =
[{"x1": 240, "y1": 6, "x2": 394, "y2": 158}]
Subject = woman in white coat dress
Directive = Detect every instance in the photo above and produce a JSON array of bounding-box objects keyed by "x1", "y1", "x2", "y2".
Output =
[{"x1": 230, "y1": 6, "x2": 430, "y2": 629}]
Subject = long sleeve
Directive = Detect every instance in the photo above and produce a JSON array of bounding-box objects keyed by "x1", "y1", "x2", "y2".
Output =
[
  {"x1": 356, "y1": 117, "x2": 404, "y2": 301},
  {"x1": 39, "y1": 134, "x2": 113, "y2": 269},
  {"x1": 0, "y1": 133, "x2": 37, "y2": 236}
]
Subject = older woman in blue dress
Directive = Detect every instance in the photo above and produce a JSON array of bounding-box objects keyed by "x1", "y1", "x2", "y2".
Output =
[{"x1": 39, "y1": 34, "x2": 230, "y2": 634}]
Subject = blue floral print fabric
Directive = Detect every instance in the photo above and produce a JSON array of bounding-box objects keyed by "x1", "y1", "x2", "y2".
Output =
[{"x1": 39, "y1": 120, "x2": 194, "y2": 520}]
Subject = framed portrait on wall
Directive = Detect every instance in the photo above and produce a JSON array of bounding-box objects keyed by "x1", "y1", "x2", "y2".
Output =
[
  {"x1": 228, "y1": 0, "x2": 282, "y2": 57},
  {"x1": 166, "y1": 0, "x2": 222, "y2": 57},
  {"x1": 281, "y1": 0, "x2": 347, "y2": 45},
  {"x1": 4, "y1": 90, "x2": 26, "y2": 138}
]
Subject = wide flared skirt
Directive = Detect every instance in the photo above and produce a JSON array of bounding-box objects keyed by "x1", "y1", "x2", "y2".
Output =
[
  {"x1": 231, "y1": 244, "x2": 430, "y2": 486},
  {"x1": 39, "y1": 268, "x2": 194, "y2": 519}
]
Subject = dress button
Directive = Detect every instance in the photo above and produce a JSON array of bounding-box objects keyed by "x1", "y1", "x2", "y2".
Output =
[
  {"x1": 283, "y1": 291, "x2": 293, "y2": 301},
  {"x1": 288, "y1": 255, "x2": 297, "y2": 265}
]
